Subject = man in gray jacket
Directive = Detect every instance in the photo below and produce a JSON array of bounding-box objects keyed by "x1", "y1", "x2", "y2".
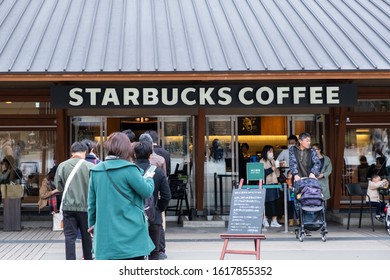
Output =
[{"x1": 55, "y1": 142, "x2": 94, "y2": 260}]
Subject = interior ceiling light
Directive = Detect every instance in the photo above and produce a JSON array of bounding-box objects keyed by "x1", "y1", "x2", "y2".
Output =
[{"x1": 5, "y1": 101, "x2": 12, "y2": 104}]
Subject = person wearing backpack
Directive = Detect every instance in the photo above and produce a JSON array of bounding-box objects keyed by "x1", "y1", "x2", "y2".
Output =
[{"x1": 134, "y1": 140, "x2": 171, "y2": 260}]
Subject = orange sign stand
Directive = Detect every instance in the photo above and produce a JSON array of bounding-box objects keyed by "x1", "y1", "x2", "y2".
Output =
[{"x1": 219, "y1": 178, "x2": 266, "y2": 260}]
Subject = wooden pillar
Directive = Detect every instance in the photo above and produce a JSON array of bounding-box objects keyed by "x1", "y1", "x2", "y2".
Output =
[
  {"x1": 56, "y1": 109, "x2": 68, "y2": 164},
  {"x1": 330, "y1": 107, "x2": 347, "y2": 211},
  {"x1": 195, "y1": 108, "x2": 206, "y2": 211}
]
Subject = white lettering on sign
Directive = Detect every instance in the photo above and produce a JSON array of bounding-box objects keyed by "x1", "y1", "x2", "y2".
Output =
[
  {"x1": 85, "y1": 88, "x2": 101, "y2": 106},
  {"x1": 199, "y1": 88, "x2": 215, "y2": 105},
  {"x1": 256, "y1": 87, "x2": 273, "y2": 105},
  {"x1": 218, "y1": 87, "x2": 232, "y2": 105},
  {"x1": 65, "y1": 86, "x2": 343, "y2": 107},
  {"x1": 326, "y1": 86, "x2": 340, "y2": 104},
  {"x1": 161, "y1": 88, "x2": 178, "y2": 105},
  {"x1": 123, "y1": 88, "x2": 139, "y2": 105},
  {"x1": 238, "y1": 87, "x2": 254, "y2": 105},
  {"x1": 293, "y1": 87, "x2": 306, "y2": 104},
  {"x1": 69, "y1": 88, "x2": 83, "y2": 106},
  {"x1": 102, "y1": 88, "x2": 120, "y2": 105},
  {"x1": 181, "y1": 88, "x2": 196, "y2": 105}
]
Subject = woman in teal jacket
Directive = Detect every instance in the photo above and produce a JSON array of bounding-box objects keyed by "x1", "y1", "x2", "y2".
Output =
[{"x1": 88, "y1": 132, "x2": 155, "y2": 260}]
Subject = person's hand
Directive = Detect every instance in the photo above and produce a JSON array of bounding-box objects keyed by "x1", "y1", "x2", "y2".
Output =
[
  {"x1": 318, "y1": 173, "x2": 324, "y2": 179},
  {"x1": 309, "y1": 173, "x2": 317, "y2": 179},
  {"x1": 87, "y1": 225, "x2": 94, "y2": 237},
  {"x1": 52, "y1": 189, "x2": 59, "y2": 194},
  {"x1": 294, "y1": 175, "x2": 300, "y2": 181}
]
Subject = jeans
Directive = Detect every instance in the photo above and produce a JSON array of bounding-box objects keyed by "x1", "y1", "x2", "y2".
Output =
[
  {"x1": 63, "y1": 211, "x2": 93, "y2": 260},
  {"x1": 148, "y1": 224, "x2": 161, "y2": 260}
]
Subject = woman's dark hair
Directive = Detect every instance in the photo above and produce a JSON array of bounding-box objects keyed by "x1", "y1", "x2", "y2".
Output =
[
  {"x1": 81, "y1": 139, "x2": 94, "y2": 153},
  {"x1": 241, "y1": 143, "x2": 249, "y2": 150},
  {"x1": 134, "y1": 141, "x2": 153, "y2": 160},
  {"x1": 104, "y1": 132, "x2": 132, "y2": 161},
  {"x1": 260, "y1": 145, "x2": 273, "y2": 161}
]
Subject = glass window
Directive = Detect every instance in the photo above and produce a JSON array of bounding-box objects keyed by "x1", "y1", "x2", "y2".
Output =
[
  {"x1": 0, "y1": 130, "x2": 56, "y2": 199},
  {"x1": 0, "y1": 102, "x2": 54, "y2": 115},
  {"x1": 353, "y1": 100, "x2": 390, "y2": 112},
  {"x1": 344, "y1": 127, "x2": 390, "y2": 184}
]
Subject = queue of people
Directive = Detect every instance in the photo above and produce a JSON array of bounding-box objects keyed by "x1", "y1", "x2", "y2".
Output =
[{"x1": 36, "y1": 129, "x2": 172, "y2": 260}]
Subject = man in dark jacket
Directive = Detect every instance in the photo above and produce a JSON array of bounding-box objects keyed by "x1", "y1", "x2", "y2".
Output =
[
  {"x1": 289, "y1": 132, "x2": 321, "y2": 182},
  {"x1": 288, "y1": 132, "x2": 321, "y2": 236},
  {"x1": 134, "y1": 140, "x2": 171, "y2": 260}
]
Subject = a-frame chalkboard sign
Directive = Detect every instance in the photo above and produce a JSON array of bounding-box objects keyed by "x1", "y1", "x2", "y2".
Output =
[{"x1": 220, "y1": 172, "x2": 266, "y2": 260}]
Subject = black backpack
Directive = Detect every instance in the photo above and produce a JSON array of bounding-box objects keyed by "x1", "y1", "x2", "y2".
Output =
[{"x1": 144, "y1": 195, "x2": 157, "y2": 223}]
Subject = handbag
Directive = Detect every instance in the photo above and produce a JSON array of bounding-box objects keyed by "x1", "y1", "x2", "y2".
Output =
[
  {"x1": 278, "y1": 172, "x2": 287, "y2": 184},
  {"x1": 52, "y1": 212, "x2": 63, "y2": 231},
  {"x1": 0, "y1": 183, "x2": 24, "y2": 199}
]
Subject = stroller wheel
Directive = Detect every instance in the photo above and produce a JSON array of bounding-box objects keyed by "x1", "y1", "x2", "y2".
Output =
[
  {"x1": 321, "y1": 233, "x2": 327, "y2": 242},
  {"x1": 387, "y1": 228, "x2": 390, "y2": 235},
  {"x1": 295, "y1": 229, "x2": 299, "y2": 239},
  {"x1": 299, "y1": 233, "x2": 304, "y2": 242}
]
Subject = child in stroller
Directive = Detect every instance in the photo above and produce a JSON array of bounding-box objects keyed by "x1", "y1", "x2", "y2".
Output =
[{"x1": 294, "y1": 177, "x2": 328, "y2": 242}]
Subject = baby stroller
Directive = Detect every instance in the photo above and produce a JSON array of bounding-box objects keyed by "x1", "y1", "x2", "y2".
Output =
[{"x1": 294, "y1": 177, "x2": 328, "y2": 242}]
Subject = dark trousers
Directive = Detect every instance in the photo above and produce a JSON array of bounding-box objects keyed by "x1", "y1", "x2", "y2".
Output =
[
  {"x1": 159, "y1": 225, "x2": 166, "y2": 253},
  {"x1": 148, "y1": 224, "x2": 161, "y2": 260},
  {"x1": 63, "y1": 211, "x2": 93, "y2": 260},
  {"x1": 370, "y1": 201, "x2": 386, "y2": 216}
]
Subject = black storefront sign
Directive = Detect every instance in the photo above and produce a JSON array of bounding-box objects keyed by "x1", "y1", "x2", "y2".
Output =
[
  {"x1": 227, "y1": 188, "x2": 265, "y2": 234},
  {"x1": 51, "y1": 83, "x2": 357, "y2": 108}
]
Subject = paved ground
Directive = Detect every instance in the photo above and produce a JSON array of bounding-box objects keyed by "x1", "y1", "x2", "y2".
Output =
[{"x1": 1, "y1": 218, "x2": 389, "y2": 260}]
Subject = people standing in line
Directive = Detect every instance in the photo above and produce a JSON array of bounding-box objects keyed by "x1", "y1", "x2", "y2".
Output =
[
  {"x1": 238, "y1": 143, "x2": 251, "y2": 183},
  {"x1": 289, "y1": 132, "x2": 321, "y2": 235},
  {"x1": 367, "y1": 174, "x2": 388, "y2": 222},
  {"x1": 144, "y1": 130, "x2": 171, "y2": 260},
  {"x1": 260, "y1": 145, "x2": 282, "y2": 228},
  {"x1": 87, "y1": 132, "x2": 155, "y2": 260},
  {"x1": 82, "y1": 139, "x2": 100, "y2": 165},
  {"x1": 38, "y1": 165, "x2": 61, "y2": 213},
  {"x1": 134, "y1": 140, "x2": 171, "y2": 260},
  {"x1": 276, "y1": 135, "x2": 298, "y2": 226},
  {"x1": 312, "y1": 143, "x2": 333, "y2": 202},
  {"x1": 54, "y1": 142, "x2": 94, "y2": 260},
  {"x1": 139, "y1": 133, "x2": 167, "y2": 175},
  {"x1": 122, "y1": 129, "x2": 136, "y2": 143}
]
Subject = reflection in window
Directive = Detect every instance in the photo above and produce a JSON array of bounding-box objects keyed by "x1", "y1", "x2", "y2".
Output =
[
  {"x1": 354, "y1": 100, "x2": 390, "y2": 112},
  {"x1": 344, "y1": 128, "x2": 389, "y2": 185},
  {"x1": 0, "y1": 130, "x2": 56, "y2": 196}
]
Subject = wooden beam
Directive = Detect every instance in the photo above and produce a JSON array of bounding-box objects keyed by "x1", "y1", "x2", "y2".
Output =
[
  {"x1": 0, "y1": 71, "x2": 389, "y2": 82},
  {"x1": 195, "y1": 108, "x2": 206, "y2": 211}
]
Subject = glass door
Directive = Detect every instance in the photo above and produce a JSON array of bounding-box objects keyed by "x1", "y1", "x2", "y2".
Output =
[
  {"x1": 160, "y1": 116, "x2": 194, "y2": 209},
  {"x1": 205, "y1": 116, "x2": 238, "y2": 215}
]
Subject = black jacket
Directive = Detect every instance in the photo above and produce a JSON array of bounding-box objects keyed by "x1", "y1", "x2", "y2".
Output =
[{"x1": 136, "y1": 159, "x2": 171, "y2": 225}]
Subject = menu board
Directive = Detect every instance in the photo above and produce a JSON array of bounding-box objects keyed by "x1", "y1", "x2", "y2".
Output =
[{"x1": 227, "y1": 188, "x2": 265, "y2": 234}]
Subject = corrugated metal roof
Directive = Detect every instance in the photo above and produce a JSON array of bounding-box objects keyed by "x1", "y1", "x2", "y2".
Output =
[{"x1": 0, "y1": 0, "x2": 389, "y2": 73}]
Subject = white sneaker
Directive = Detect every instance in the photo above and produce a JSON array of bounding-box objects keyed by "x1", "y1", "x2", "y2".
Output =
[
  {"x1": 263, "y1": 219, "x2": 270, "y2": 227},
  {"x1": 270, "y1": 220, "x2": 282, "y2": 227}
]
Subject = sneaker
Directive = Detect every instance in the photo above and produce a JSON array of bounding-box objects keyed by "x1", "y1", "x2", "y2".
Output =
[
  {"x1": 159, "y1": 252, "x2": 167, "y2": 259},
  {"x1": 270, "y1": 220, "x2": 282, "y2": 227},
  {"x1": 304, "y1": 229, "x2": 312, "y2": 236},
  {"x1": 375, "y1": 216, "x2": 385, "y2": 223},
  {"x1": 263, "y1": 219, "x2": 270, "y2": 228}
]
